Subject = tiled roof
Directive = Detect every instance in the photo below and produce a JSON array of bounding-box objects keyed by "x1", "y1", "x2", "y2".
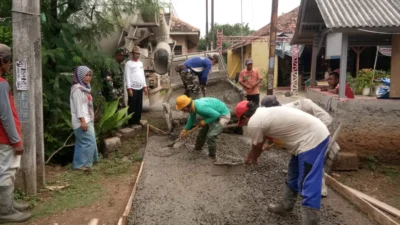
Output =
[
  {"x1": 170, "y1": 15, "x2": 200, "y2": 33},
  {"x1": 230, "y1": 7, "x2": 299, "y2": 49},
  {"x1": 316, "y1": 0, "x2": 400, "y2": 28}
]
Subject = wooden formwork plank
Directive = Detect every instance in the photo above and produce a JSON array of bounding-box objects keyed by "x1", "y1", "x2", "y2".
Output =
[
  {"x1": 122, "y1": 162, "x2": 144, "y2": 225},
  {"x1": 348, "y1": 187, "x2": 400, "y2": 218},
  {"x1": 325, "y1": 174, "x2": 399, "y2": 225}
]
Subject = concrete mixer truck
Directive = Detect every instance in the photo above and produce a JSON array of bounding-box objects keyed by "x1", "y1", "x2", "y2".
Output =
[{"x1": 98, "y1": 8, "x2": 176, "y2": 106}]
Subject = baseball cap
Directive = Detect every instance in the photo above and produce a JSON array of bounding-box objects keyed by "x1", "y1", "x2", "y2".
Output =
[
  {"x1": 260, "y1": 96, "x2": 281, "y2": 108},
  {"x1": 235, "y1": 101, "x2": 250, "y2": 126},
  {"x1": 245, "y1": 59, "x2": 253, "y2": 65},
  {"x1": 0, "y1": 44, "x2": 11, "y2": 58}
]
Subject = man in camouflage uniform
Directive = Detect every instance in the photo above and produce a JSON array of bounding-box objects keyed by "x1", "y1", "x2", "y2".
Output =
[
  {"x1": 102, "y1": 48, "x2": 128, "y2": 107},
  {"x1": 176, "y1": 54, "x2": 219, "y2": 99}
]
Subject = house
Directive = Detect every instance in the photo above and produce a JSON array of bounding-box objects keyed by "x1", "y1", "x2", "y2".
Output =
[
  {"x1": 170, "y1": 15, "x2": 200, "y2": 55},
  {"x1": 292, "y1": 0, "x2": 400, "y2": 162},
  {"x1": 226, "y1": 7, "x2": 299, "y2": 89}
]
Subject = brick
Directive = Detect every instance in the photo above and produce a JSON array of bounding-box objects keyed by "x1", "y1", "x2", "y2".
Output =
[
  {"x1": 332, "y1": 152, "x2": 359, "y2": 171},
  {"x1": 104, "y1": 137, "x2": 121, "y2": 153},
  {"x1": 140, "y1": 120, "x2": 149, "y2": 127},
  {"x1": 119, "y1": 127, "x2": 136, "y2": 139}
]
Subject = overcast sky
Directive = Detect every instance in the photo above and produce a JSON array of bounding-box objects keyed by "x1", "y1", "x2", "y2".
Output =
[{"x1": 167, "y1": 0, "x2": 301, "y2": 37}]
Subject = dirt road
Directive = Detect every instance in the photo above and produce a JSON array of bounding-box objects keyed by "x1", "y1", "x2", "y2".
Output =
[{"x1": 129, "y1": 133, "x2": 376, "y2": 225}]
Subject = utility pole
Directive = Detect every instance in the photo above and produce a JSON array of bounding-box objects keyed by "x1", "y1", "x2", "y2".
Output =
[
  {"x1": 206, "y1": 0, "x2": 209, "y2": 51},
  {"x1": 240, "y1": 0, "x2": 244, "y2": 69},
  {"x1": 12, "y1": 0, "x2": 41, "y2": 194},
  {"x1": 267, "y1": 0, "x2": 279, "y2": 95},
  {"x1": 211, "y1": 0, "x2": 214, "y2": 51}
]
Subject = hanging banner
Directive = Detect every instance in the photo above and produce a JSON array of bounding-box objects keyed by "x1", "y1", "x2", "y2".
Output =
[{"x1": 378, "y1": 46, "x2": 391, "y2": 57}]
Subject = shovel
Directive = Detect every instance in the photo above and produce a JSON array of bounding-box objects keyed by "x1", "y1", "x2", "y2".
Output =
[{"x1": 164, "y1": 126, "x2": 201, "y2": 148}]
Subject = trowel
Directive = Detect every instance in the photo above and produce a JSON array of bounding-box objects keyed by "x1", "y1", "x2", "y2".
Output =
[{"x1": 211, "y1": 162, "x2": 246, "y2": 176}]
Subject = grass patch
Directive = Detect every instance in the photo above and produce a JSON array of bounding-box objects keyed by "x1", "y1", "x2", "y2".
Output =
[{"x1": 17, "y1": 152, "x2": 142, "y2": 220}]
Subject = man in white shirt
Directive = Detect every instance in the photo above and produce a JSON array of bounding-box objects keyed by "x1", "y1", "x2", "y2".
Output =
[
  {"x1": 261, "y1": 96, "x2": 340, "y2": 197},
  {"x1": 235, "y1": 101, "x2": 330, "y2": 225},
  {"x1": 124, "y1": 46, "x2": 148, "y2": 125}
]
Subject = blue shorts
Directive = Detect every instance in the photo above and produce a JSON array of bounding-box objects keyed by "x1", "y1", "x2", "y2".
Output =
[{"x1": 286, "y1": 136, "x2": 330, "y2": 209}]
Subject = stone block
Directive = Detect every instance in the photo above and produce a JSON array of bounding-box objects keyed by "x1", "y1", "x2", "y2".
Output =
[
  {"x1": 104, "y1": 137, "x2": 121, "y2": 153},
  {"x1": 119, "y1": 127, "x2": 136, "y2": 139},
  {"x1": 131, "y1": 125, "x2": 142, "y2": 130},
  {"x1": 332, "y1": 152, "x2": 359, "y2": 171},
  {"x1": 140, "y1": 120, "x2": 149, "y2": 127},
  {"x1": 115, "y1": 132, "x2": 123, "y2": 138}
]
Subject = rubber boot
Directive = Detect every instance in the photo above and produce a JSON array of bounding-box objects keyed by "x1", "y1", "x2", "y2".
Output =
[
  {"x1": 301, "y1": 207, "x2": 320, "y2": 225},
  {"x1": 0, "y1": 185, "x2": 32, "y2": 224},
  {"x1": 321, "y1": 176, "x2": 328, "y2": 197},
  {"x1": 267, "y1": 185, "x2": 297, "y2": 216},
  {"x1": 208, "y1": 145, "x2": 216, "y2": 159},
  {"x1": 194, "y1": 137, "x2": 206, "y2": 151},
  {"x1": 13, "y1": 201, "x2": 30, "y2": 211}
]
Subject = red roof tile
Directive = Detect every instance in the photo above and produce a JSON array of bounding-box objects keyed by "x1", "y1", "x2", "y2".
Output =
[
  {"x1": 170, "y1": 15, "x2": 200, "y2": 33},
  {"x1": 230, "y1": 7, "x2": 299, "y2": 49}
]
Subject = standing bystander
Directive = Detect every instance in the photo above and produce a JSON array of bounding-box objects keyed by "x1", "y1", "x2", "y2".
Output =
[
  {"x1": 70, "y1": 66, "x2": 99, "y2": 171},
  {"x1": 0, "y1": 43, "x2": 32, "y2": 223},
  {"x1": 239, "y1": 59, "x2": 262, "y2": 105},
  {"x1": 124, "y1": 46, "x2": 148, "y2": 125}
]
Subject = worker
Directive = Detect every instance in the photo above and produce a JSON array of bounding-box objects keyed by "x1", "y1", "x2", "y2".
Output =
[
  {"x1": 261, "y1": 96, "x2": 341, "y2": 197},
  {"x1": 124, "y1": 46, "x2": 148, "y2": 125},
  {"x1": 0, "y1": 44, "x2": 32, "y2": 223},
  {"x1": 235, "y1": 100, "x2": 330, "y2": 225},
  {"x1": 238, "y1": 59, "x2": 262, "y2": 105},
  {"x1": 261, "y1": 96, "x2": 332, "y2": 127},
  {"x1": 176, "y1": 95, "x2": 230, "y2": 159},
  {"x1": 321, "y1": 72, "x2": 355, "y2": 99},
  {"x1": 176, "y1": 54, "x2": 219, "y2": 98}
]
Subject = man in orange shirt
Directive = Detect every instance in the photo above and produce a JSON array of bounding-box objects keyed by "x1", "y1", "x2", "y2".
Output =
[{"x1": 239, "y1": 59, "x2": 262, "y2": 105}]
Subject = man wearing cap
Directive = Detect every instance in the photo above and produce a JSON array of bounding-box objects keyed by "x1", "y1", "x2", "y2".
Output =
[
  {"x1": 261, "y1": 95, "x2": 340, "y2": 197},
  {"x1": 176, "y1": 54, "x2": 219, "y2": 98},
  {"x1": 175, "y1": 95, "x2": 230, "y2": 159},
  {"x1": 238, "y1": 59, "x2": 262, "y2": 105},
  {"x1": 0, "y1": 44, "x2": 32, "y2": 223},
  {"x1": 235, "y1": 100, "x2": 330, "y2": 225},
  {"x1": 124, "y1": 46, "x2": 148, "y2": 125}
]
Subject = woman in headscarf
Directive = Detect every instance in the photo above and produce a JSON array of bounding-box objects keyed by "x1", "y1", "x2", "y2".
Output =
[{"x1": 70, "y1": 66, "x2": 99, "y2": 171}]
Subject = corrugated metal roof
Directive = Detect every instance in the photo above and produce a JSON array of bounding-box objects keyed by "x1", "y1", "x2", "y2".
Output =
[{"x1": 316, "y1": 0, "x2": 400, "y2": 28}]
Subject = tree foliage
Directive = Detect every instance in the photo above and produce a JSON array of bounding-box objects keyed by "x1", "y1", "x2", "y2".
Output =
[{"x1": 197, "y1": 23, "x2": 254, "y2": 51}]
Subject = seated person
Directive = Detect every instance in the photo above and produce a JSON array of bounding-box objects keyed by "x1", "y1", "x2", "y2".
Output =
[{"x1": 320, "y1": 72, "x2": 354, "y2": 99}]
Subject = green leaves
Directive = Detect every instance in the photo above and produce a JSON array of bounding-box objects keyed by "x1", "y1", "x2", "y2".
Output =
[
  {"x1": 96, "y1": 99, "x2": 133, "y2": 140},
  {"x1": 98, "y1": 98, "x2": 119, "y2": 128}
]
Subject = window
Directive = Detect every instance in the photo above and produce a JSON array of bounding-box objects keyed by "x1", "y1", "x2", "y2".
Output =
[{"x1": 174, "y1": 46, "x2": 182, "y2": 55}]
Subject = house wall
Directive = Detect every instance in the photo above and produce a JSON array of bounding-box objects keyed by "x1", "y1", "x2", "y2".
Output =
[
  {"x1": 170, "y1": 35, "x2": 188, "y2": 55},
  {"x1": 251, "y1": 41, "x2": 278, "y2": 88},
  {"x1": 307, "y1": 88, "x2": 400, "y2": 162},
  {"x1": 227, "y1": 42, "x2": 279, "y2": 88},
  {"x1": 227, "y1": 49, "x2": 242, "y2": 79}
]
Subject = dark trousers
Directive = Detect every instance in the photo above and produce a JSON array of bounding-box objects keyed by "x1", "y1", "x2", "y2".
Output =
[
  {"x1": 128, "y1": 89, "x2": 143, "y2": 125},
  {"x1": 246, "y1": 94, "x2": 260, "y2": 105}
]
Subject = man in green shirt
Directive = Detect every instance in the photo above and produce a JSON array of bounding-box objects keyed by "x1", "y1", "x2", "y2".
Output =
[{"x1": 176, "y1": 95, "x2": 231, "y2": 158}]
